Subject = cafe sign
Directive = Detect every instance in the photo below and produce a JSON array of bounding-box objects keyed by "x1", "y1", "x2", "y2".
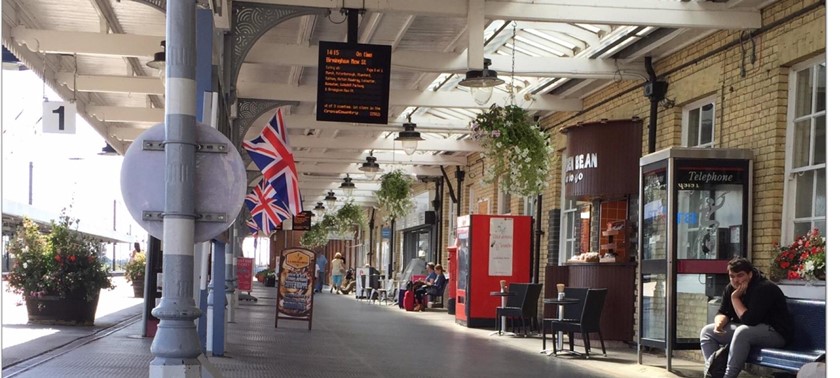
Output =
[
  {"x1": 562, "y1": 119, "x2": 642, "y2": 199},
  {"x1": 565, "y1": 152, "x2": 599, "y2": 184}
]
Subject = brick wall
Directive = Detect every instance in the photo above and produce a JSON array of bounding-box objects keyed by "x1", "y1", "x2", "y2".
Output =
[{"x1": 435, "y1": 0, "x2": 824, "y2": 359}]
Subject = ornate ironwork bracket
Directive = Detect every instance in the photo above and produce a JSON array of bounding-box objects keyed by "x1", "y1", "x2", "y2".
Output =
[{"x1": 231, "y1": 2, "x2": 327, "y2": 87}]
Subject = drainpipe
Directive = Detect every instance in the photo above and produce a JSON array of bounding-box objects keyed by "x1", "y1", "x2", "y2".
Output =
[
  {"x1": 532, "y1": 195, "x2": 543, "y2": 284},
  {"x1": 644, "y1": 57, "x2": 668, "y2": 154}
]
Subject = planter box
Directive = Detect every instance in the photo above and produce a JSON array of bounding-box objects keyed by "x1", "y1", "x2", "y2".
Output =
[
  {"x1": 132, "y1": 282, "x2": 145, "y2": 298},
  {"x1": 26, "y1": 292, "x2": 100, "y2": 326},
  {"x1": 777, "y1": 279, "x2": 825, "y2": 300}
]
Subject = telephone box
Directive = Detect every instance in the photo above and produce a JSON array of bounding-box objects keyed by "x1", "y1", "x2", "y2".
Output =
[
  {"x1": 637, "y1": 147, "x2": 753, "y2": 371},
  {"x1": 454, "y1": 214, "x2": 532, "y2": 328}
]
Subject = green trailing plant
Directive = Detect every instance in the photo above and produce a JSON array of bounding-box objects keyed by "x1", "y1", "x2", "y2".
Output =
[
  {"x1": 334, "y1": 201, "x2": 367, "y2": 234},
  {"x1": 300, "y1": 214, "x2": 339, "y2": 249},
  {"x1": 300, "y1": 221, "x2": 329, "y2": 249},
  {"x1": 375, "y1": 170, "x2": 414, "y2": 221},
  {"x1": 6, "y1": 212, "x2": 114, "y2": 302},
  {"x1": 470, "y1": 104, "x2": 553, "y2": 197}
]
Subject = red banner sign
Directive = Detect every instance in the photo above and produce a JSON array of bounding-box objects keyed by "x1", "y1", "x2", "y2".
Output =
[{"x1": 236, "y1": 257, "x2": 254, "y2": 292}]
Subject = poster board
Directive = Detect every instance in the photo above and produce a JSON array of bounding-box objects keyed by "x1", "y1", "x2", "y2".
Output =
[
  {"x1": 236, "y1": 257, "x2": 254, "y2": 292},
  {"x1": 275, "y1": 248, "x2": 315, "y2": 330}
]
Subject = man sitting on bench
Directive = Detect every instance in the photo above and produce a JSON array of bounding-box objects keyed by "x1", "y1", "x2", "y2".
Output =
[
  {"x1": 413, "y1": 264, "x2": 446, "y2": 312},
  {"x1": 699, "y1": 257, "x2": 793, "y2": 378}
]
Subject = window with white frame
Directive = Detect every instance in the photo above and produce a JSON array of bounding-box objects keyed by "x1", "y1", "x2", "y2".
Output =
[
  {"x1": 523, "y1": 196, "x2": 537, "y2": 217},
  {"x1": 783, "y1": 56, "x2": 826, "y2": 240},
  {"x1": 682, "y1": 96, "x2": 716, "y2": 148},
  {"x1": 558, "y1": 153, "x2": 577, "y2": 263}
]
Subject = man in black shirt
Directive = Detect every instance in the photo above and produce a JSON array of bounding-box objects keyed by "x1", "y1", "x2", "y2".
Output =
[{"x1": 700, "y1": 257, "x2": 793, "y2": 377}]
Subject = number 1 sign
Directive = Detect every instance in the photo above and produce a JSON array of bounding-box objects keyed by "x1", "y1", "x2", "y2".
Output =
[{"x1": 42, "y1": 101, "x2": 76, "y2": 134}]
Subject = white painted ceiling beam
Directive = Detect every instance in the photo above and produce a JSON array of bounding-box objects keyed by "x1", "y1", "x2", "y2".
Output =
[
  {"x1": 283, "y1": 114, "x2": 471, "y2": 133},
  {"x1": 299, "y1": 182, "x2": 380, "y2": 191},
  {"x1": 250, "y1": 0, "x2": 761, "y2": 29},
  {"x1": 18, "y1": 25, "x2": 640, "y2": 77},
  {"x1": 280, "y1": 135, "x2": 482, "y2": 153},
  {"x1": 12, "y1": 26, "x2": 162, "y2": 57},
  {"x1": 238, "y1": 83, "x2": 582, "y2": 112},
  {"x1": 95, "y1": 111, "x2": 477, "y2": 141},
  {"x1": 56, "y1": 73, "x2": 164, "y2": 95},
  {"x1": 294, "y1": 162, "x2": 441, "y2": 176},
  {"x1": 293, "y1": 150, "x2": 467, "y2": 165},
  {"x1": 87, "y1": 106, "x2": 162, "y2": 124},
  {"x1": 244, "y1": 45, "x2": 644, "y2": 76}
]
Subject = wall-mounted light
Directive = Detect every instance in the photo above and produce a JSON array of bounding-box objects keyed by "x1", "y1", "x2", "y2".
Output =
[
  {"x1": 458, "y1": 58, "x2": 504, "y2": 105},
  {"x1": 339, "y1": 174, "x2": 356, "y2": 197},
  {"x1": 395, "y1": 121, "x2": 424, "y2": 155},
  {"x1": 359, "y1": 150, "x2": 381, "y2": 179}
]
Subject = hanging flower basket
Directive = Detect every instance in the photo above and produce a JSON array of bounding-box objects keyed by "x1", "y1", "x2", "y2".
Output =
[
  {"x1": 375, "y1": 170, "x2": 414, "y2": 221},
  {"x1": 470, "y1": 104, "x2": 553, "y2": 197}
]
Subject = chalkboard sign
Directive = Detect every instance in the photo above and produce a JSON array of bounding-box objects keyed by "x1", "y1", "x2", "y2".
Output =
[{"x1": 316, "y1": 41, "x2": 391, "y2": 124}]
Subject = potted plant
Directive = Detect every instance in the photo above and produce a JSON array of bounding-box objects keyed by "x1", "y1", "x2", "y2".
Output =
[
  {"x1": 255, "y1": 268, "x2": 272, "y2": 283},
  {"x1": 470, "y1": 104, "x2": 553, "y2": 197},
  {"x1": 6, "y1": 213, "x2": 114, "y2": 325},
  {"x1": 375, "y1": 170, "x2": 414, "y2": 221},
  {"x1": 124, "y1": 252, "x2": 146, "y2": 298}
]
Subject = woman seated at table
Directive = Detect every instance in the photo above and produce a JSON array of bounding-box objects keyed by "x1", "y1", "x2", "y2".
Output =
[{"x1": 413, "y1": 264, "x2": 446, "y2": 311}]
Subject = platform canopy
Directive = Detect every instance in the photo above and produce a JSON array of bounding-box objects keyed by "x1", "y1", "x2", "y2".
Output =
[{"x1": 1, "y1": 0, "x2": 769, "y2": 209}]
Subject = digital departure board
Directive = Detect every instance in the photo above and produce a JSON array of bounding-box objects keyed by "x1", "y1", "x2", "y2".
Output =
[{"x1": 316, "y1": 41, "x2": 391, "y2": 124}]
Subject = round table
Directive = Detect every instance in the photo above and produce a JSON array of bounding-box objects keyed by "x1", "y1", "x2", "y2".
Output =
[
  {"x1": 542, "y1": 297, "x2": 581, "y2": 354},
  {"x1": 490, "y1": 291, "x2": 516, "y2": 336}
]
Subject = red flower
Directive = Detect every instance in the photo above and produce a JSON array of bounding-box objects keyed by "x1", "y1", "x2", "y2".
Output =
[
  {"x1": 55, "y1": 255, "x2": 61, "y2": 262},
  {"x1": 69, "y1": 255, "x2": 77, "y2": 263}
]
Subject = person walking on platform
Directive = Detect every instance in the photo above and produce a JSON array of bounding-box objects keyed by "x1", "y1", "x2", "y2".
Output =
[
  {"x1": 330, "y1": 253, "x2": 345, "y2": 294},
  {"x1": 316, "y1": 253, "x2": 328, "y2": 293}
]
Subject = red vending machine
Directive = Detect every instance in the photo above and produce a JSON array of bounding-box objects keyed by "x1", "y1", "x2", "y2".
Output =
[{"x1": 454, "y1": 214, "x2": 532, "y2": 328}]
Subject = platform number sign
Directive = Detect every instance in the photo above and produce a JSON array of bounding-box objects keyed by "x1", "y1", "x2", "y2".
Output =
[{"x1": 42, "y1": 101, "x2": 76, "y2": 134}]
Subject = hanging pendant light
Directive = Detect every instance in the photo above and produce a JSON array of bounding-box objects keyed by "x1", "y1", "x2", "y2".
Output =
[
  {"x1": 313, "y1": 202, "x2": 326, "y2": 217},
  {"x1": 324, "y1": 190, "x2": 338, "y2": 210},
  {"x1": 458, "y1": 58, "x2": 504, "y2": 105},
  {"x1": 395, "y1": 121, "x2": 424, "y2": 155},
  {"x1": 340, "y1": 174, "x2": 356, "y2": 197},
  {"x1": 359, "y1": 150, "x2": 381, "y2": 179}
]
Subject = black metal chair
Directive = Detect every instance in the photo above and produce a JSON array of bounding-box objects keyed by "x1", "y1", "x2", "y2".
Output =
[
  {"x1": 520, "y1": 283, "x2": 543, "y2": 334},
  {"x1": 551, "y1": 288, "x2": 608, "y2": 358},
  {"x1": 495, "y1": 283, "x2": 528, "y2": 334},
  {"x1": 542, "y1": 287, "x2": 588, "y2": 353}
]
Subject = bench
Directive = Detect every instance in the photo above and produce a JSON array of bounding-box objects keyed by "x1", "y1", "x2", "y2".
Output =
[
  {"x1": 423, "y1": 279, "x2": 448, "y2": 309},
  {"x1": 746, "y1": 298, "x2": 825, "y2": 373}
]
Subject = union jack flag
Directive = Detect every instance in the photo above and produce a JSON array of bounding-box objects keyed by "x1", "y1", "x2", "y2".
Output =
[
  {"x1": 242, "y1": 109, "x2": 303, "y2": 217},
  {"x1": 245, "y1": 178, "x2": 292, "y2": 235},
  {"x1": 245, "y1": 216, "x2": 260, "y2": 236}
]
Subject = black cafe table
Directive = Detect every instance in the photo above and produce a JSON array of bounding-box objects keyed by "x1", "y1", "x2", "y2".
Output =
[
  {"x1": 542, "y1": 297, "x2": 581, "y2": 355},
  {"x1": 490, "y1": 291, "x2": 516, "y2": 336}
]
